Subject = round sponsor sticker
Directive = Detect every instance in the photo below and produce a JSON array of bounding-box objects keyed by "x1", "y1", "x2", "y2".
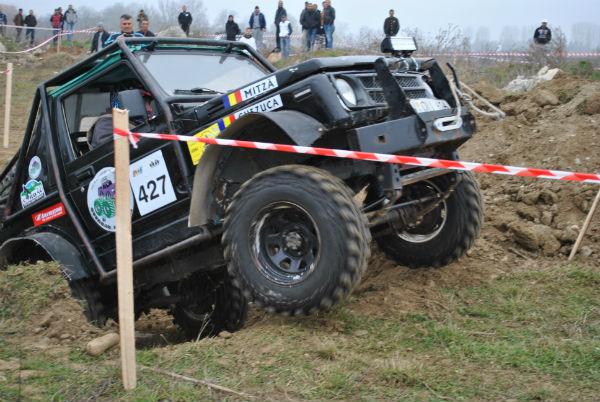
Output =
[
  {"x1": 87, "y1": 167, "x2": 133, "y2": 232},
  {"x1": 28, "y1": 156, "x2": 42, "y2": 179}
]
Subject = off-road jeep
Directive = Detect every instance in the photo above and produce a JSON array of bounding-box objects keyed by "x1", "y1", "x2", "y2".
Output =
[{"x1": 0, "y1": 37, "x2": 483, "y2": 336}]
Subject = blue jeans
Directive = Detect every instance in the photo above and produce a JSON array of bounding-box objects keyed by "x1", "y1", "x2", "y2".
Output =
[
  {"x1": 281, "y1": 37, "x2": 290, "y2": 58},
  {"x1": 324, "y1": 24, "x2": 334, "y2": 48},
  {"x1": 306, "y1": 28, "x2": 317, "y2": 51},
  {"x1": 25, "y1": 28, "x2": 34, "y2": 44},
  {"x1": 67, "y1": 22, "x2": 75, "y2": 40},
  {"x1": 53, "y1": 28, "x2": 60, "y2": 44}
]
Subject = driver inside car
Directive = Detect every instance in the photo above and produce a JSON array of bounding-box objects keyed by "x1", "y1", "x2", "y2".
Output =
[{"x1": 87, "y1": 88, "x2": 157, "y2": 149}]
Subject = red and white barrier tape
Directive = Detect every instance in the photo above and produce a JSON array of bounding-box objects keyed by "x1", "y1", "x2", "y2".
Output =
[
  {"x1": 1, "y1": 23, "x2": 75, "y2": 31},
  {"x1": 0, "y1": 69, "x2": 11, "y2": 74},
  {"x1": 0, "y1": 27, "x2": 96, "y2": 54},
  {"x1": 113, "y1": 128, "x2": 600, "y2": 184}
]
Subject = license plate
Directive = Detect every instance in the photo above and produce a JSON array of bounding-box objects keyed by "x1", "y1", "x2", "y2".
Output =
[{"x1": 409, "y1": 98, "x2": 451, "y2": 113}]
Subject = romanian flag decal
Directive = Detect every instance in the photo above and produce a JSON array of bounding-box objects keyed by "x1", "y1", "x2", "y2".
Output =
[{"x1": 223, "y1": 91, "x2": 243, "y2": 108}]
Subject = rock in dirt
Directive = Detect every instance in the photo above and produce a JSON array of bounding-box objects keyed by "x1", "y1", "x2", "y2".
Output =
[
  {"x1": 533, "y1": 89, "x2": 560, "y2": 107},
  {"x1": 38, "y1": 312, "x2": 54, "y2": 327},
  {"x1": 510, "y1": 222, "x2": 539, "y2": 250},
  {"x1": 541, "y1": 211, "x2": 553, "y2": 226},
  {"x1": 516, "y1": 204, "x2": 540, "y2": 222},
  {"x1": 504, "y1": 67, "x2": 561, "y2": 93},
  {"x1": 580, "y1": 246, "x2": 594, "y2": 257},
  {"x1": 509, "y1": 222, "x2": 561, "y2": 255},
  {"x1": 85, "y1": 333, "x2": 120, "y2": 357},
  {"x1": 578, "y1": 92, "x2": 600, "y2": 115},
  {"x1": 218, "y1": 331, "x2": 233, "y2": 339}
]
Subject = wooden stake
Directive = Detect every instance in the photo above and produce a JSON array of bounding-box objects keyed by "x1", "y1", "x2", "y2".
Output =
[
  {"x1": 3, "y1": 63, "x2": 12, "y2": 149},
  {"x1": 569, "y1": 188, "x2": 600, "y2": 261},
  {"x1": 113, "y1": 108, "x2": 136, "y2": 390},
  {"x1": 57, "y1": 32, "x2": 61, "y2": 53}
]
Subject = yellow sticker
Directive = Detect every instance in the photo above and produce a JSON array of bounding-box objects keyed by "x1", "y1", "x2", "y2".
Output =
[{"x1": 188, "y1": 123, "x2": 221, "y2": 165}]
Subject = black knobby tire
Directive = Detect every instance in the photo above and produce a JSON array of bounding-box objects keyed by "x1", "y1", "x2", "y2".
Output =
[
  {"x1": 222, "y1": 165, "x2": 371, "y2": 316},
  {"x1": 170, "y1": 273, "x2": 248, "y2": 339},
  {"x1": 69, "y1": 279, "x2": 108, "y2": 327},
  {"x1": 376, "y1": 171, "x2": 483, "y2": 268}
]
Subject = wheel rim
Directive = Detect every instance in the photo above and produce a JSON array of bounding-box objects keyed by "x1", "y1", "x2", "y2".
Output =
[
  {"x1": 397, "y1": 180, "x2": 448, "y2": 243},
  {"x1": 249, "y1": 201, "x2": 321, "y2": 285}
]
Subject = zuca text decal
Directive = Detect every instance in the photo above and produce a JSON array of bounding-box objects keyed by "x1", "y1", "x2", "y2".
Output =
[{"x1": 32, "y1": 203, "x2": 66, "y2": 226}]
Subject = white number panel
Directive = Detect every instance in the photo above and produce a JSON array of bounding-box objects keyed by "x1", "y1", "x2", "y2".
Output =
[{"x1": 129, "y1": 150, "x2": 177, "y2": 216}]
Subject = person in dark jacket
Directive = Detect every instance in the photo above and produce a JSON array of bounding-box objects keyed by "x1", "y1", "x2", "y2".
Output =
[
  {"x1": 225, "y1": 15, "x2": 241, "y2": 41},
  {"x1": 24, "y1": 10, "x2": 37, "y2": 45},
  {"x1": 0, "y1": 9, "x2": 7, "y2": 38},
  {"x1": 533, "y1": 20, "x2": 552, "y2": 44},
  {"x1": 105, "y1": 14, "x2": 144, "y2": 46},
  {"x1": 137, "y1": 19, "x2": 155, "y2": 37},
  {"x1": 13, "y1": 8, "x2": 24, "y2": 42},
  {"x1": 249, "y1": 6, "x2": 266, "y2": 50},
  {"x1": 303, "y1": 3, "x2": 320, "y2": 51},
  {"x1": 274, "y1": 1, "x2": 287, "y2": 51},
  {"x1": 137, "y1": 10, "x2": 148, "y2": 29},
  {"x1": 178, "y1": 5, "x2": 193, "y2": 36},
  {"x1": 90, "y1": 22, "x2": 109, "y2": 53},
  {"x1": 383, "y1": 9, "x2": 399, "y2": 37},
  {"x1": 322, "y1": 0, "x2": 335, "y2": 49}
]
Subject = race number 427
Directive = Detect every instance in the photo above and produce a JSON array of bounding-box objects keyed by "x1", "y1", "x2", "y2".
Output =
[{"x1": 129, "y1": 150, "x2": 177, "y2": 216}]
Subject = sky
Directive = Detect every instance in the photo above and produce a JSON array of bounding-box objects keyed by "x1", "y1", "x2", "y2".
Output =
[{"x1": 12, "y1": 0, "x2": 600, "y2": 39}]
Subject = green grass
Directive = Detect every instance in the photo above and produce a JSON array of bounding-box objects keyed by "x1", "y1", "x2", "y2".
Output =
[
  {"x1": 1, "y1": 263, "x2": 599, "y2": 401},
  {"x1": 566, "y1": 60, "x2": 600, "y2": 82}
]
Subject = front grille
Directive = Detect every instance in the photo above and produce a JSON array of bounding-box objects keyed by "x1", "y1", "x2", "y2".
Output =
[{"x1": 355, "y1": 73, "x2": 431, "y2": 105}]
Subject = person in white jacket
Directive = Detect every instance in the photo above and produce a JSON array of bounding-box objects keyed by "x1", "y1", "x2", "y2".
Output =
[
  {"x1": 239, "y1": 27, "x2": 257, "y2": 50},
  {"x1": 279, "y1": 15, "x2": 292, "y2": 58}
]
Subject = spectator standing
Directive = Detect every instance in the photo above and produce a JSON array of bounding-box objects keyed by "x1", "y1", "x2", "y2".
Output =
[
  {"x1": 279, "y1": 14, "x2": 292, "y2": 58},
  {"x1": 249, "y1": 6, "x2": 266, "y2": 50},
  {"x1": 299, "y1": 1, "x2": 310, "y2": 45},
  {"x1": 24, "y1": 10, "x2": 37, "y2": 46},
  {"x1": 304, "y1": 3, "x2": 320, "y2": 51},
  {"x1": 225, "y1": 15, "x2": 241, "y2": 41},
  {"x1": 239, "y1": 27, "x2": 257, "y2": 50},
  {"x1": 138, "y1": 19, "x2": 155, "y2": 37},
  {"x1": 105, "y1": 14, "x2": 144, "y2": 46},
  {"x1": 322, "y1": 0, "x2": 335, "y2": 48},
  {"x1": 533, "y1": 19, "x2": 552, "y2": 45},
  {"x1": 274, "y1": 1, "x2": 287, "y2": 51},
  {"x1": 137, "y1": 10, "x2": 148, "y2": 29},
  {"x1": 178, "y1": 5, "x2": 193, "y2": 37},
  {"x1": 90, "y1": 22, "x2": 109, "y2": 52},
  {"x1": 13, "y1": 8, "x2": 24, "y2": 42},
  {"x1": 50, "y1": 8, "x2": 63, "y2": 45},
  {"x1": 0, "y1": 9, "x2": 7, "y2": 37},
  {"x1": 64, "y1": 5, "x2": 77, "y2": 40},
  {"x1": 383, "y1": 9, "x2": 399, "y2": 37}
]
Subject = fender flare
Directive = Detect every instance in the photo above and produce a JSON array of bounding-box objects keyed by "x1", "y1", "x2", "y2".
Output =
[
  {"x1": 0, "y1": 232, "x2": 93, "y2": 281},
  {"x1": 188, "y1": 110, "x2": 325, "y2": 227}
]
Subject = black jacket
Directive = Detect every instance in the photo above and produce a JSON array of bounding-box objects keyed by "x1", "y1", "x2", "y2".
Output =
[
  {"x1": 322, "y1": 6, "x2": 335, "y2": 25},
  {"x1": 274, "y1": 6, "x2": 287, "y2": 25},
  {"x1": 533, "y1": 25, "x2": 552, "y2": 44},
  {"x1": 384, "y1": 16, "x2": 399, "y2": 36},
  {"x1": 178, "y1": 11, "x2": 193, "y2": 27},
  {"x1": 24, "y1": 15, "x2": 37, "y2": 27},
  {"x1": 138, "y1": 30, "x2": 155, "y2": 37},
  {"x1": 90, "y1": 30, "x2": 109, "y2": 52},
  {"x1": 226, "y1": 20, "x2": 241, "y2": 41},
  {"x1": 303, "y1": 9, "x2": 320, "y2": 30}
]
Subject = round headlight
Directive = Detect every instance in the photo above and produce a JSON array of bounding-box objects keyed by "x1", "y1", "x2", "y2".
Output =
[{"x1": 335, "y1": 78, "x2": 357, "y2": 106}]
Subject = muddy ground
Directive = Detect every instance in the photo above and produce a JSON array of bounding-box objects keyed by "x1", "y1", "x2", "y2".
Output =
[{"x1": 1, "y1": 61, "x2": 599, "y2": 359}]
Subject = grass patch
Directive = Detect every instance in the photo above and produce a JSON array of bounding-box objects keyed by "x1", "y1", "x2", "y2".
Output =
[{"x1": 566, "y1": 60, "x2": 600, "y2": 81}]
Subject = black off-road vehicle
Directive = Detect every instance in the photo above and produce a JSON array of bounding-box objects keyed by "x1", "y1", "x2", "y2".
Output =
[{"x1": 0, "y1": 37, "x2": 482, "y2": 336}]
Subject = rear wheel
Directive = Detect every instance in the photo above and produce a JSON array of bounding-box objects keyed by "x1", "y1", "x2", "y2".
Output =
[
  {"x1": 376, "y1": 172, "x2": 483, "y2": 268},
  {"x1": 169, "y1": 272, "x2": 248, "y2": 339},
  {"x1": 223, "y1": 165, "x2": 370, "y2": 316},
  {"x1": 69, "y1": 278, "x2": 107, "y2": 326}
]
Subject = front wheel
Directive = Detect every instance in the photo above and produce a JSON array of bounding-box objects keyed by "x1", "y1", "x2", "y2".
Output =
[
  {"x1": 376, "y1": 171, "x2": 483, "y2": 268},
  {"x1": 223, "y1": 165, "x2": 371, "y2": 316}
]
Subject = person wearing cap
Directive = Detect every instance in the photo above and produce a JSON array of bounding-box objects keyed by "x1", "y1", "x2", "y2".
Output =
[
  {"x1": 137, "y1": 9, "x2": 148, "y2": 29},
  {"x1": 248, "y1": 6, "x2": 266, "y2": 50},
  {"x1": 90, "y1": 22, "x2": 109, "y2": 52},
  {"x1": 533, "y1": 20, "x2": 552, "y2": 45}
]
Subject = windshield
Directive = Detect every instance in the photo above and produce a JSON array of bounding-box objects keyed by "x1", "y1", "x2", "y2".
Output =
[{"x1": 136, "y1": 50, "x2": 268, "y2": 96}]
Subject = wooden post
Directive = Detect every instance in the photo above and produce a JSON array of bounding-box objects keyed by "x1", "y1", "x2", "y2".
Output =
[
  {"x1": 3, "y1": 63, "x2": 12, "y2": 149},
  {"x1": 113, "y1": 108, "x2": 136, "y2": 390},
  {"x1": 569, "y1": 188, "x2": 600, "y2": 261},
  {"x1": 57, "y1": 32, "x2": 61, "y2": 53}
]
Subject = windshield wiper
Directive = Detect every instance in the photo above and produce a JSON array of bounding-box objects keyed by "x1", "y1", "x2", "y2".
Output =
[{"x1": 174, "y1": 87, "x2": 223, "y2": 95}]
